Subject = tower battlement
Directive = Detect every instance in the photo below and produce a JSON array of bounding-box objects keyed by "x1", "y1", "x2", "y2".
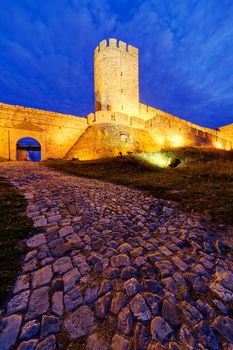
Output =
[
  {"x1": 94, "y1": 38, "x2": 138, "y2": 57},
  {"x1": 94, "y1": 38, "x2": 139, "y2": 116}
]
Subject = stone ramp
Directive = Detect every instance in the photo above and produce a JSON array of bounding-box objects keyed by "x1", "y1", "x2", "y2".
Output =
[{"x1": 0, "y1": 162, "x2": 232, "y2": 350}]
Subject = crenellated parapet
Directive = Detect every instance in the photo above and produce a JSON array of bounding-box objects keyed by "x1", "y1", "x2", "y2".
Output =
[
  {"x1": 94, "y1": 38, "x2": 139, "y2": 117},
  {"x1": 94, "y1": 38, "x2": 138, "y2": 57}
]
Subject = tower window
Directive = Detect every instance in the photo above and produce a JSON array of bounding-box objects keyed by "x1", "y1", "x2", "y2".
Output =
[
  {"x1": 121, "y1": 72, "x2": 123, "y2": 76},
  {"x1": 122, "y1": 105, "x2": 124, "y2": 110},
  {"x1": 121, "y1": 88, "x2": 123, "y2": 93},
  {"x1": 111, "y1": 115, "x2": 115, "y2": 121}
]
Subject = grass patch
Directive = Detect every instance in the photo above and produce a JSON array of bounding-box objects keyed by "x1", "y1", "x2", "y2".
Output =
[
  {"x1": 0, "y1": 177, "x2": 33, "y2": 306},
  {"x1": 43, "y1": 147, "x2": 233, "y2": 226}
]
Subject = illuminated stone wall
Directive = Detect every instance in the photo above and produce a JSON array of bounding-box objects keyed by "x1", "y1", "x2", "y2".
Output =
[
  {"x1": 219, "y1": 124, "x2": 233, "y2": 145},
  {"x1": 66, "y1": 123, "x2": 159, "y2": 160},
  {"x1": 88, "y1": 111, "x2": 145, "y2": 129},
  {"x1": 0, "y1": 103, "x2": 87, "y2": 160},
  {"x1": 94, "y1": 38, "x2": 139, "y2": 117},
  {"x1": 140, "y1": 104, "x2": 232, "y2": 150}
]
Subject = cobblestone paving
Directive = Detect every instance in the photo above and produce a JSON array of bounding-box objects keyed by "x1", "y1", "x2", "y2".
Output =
[{"x1": 0, "y1": 162, "x2": 233, "y2": 350}]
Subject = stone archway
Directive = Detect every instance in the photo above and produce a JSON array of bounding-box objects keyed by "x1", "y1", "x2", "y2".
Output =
[{"x1": 16, "y1": 137, "x2": 41, "y2": 161}]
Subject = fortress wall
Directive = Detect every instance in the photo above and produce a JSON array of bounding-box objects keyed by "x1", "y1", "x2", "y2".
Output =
[
  {"x1": 140, "y1": 103, "x2": 216, "y2": 134},
  {"x1": 141, "y1": 104, "x2": 231, "y2": 150},
  {"x1": 66, "y1": 123, "x2": 159, "y2": 160},
  {"x1": 94, "y1": 39, "x2": 139, "y2": 116},
  {"x1": 219, "y1": 124, "x2": 233, "y2": 144},
  {"x1": 0, "y1": 103, "x2": 87, "y2": 160},
  {"x1": 140, "y1": 104, "x2": 231, "y2": 150},
  {"x1": 94, "y1": 111, "x2": 130, "y2": 126},
  {"x1": 91, "y1": 111, "x2": 145, "y2": 129},
  {"x1": 0, "y1": 127, "x2": 47, "y2": 160},
  {"x1": 130, "y1": 116, "x2": 145, "y2": 129}
]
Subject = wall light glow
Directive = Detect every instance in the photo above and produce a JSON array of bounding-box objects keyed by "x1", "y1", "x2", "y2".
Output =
[
  {"x1": 156, "y1": 135, "x2": 165, "y2": 146},
  {"x1": 168, "y1": 134, "x2": 184, "y2": 147},
  {"x1": 213, "y1": 140, "x2": 224, "y2": 149}
]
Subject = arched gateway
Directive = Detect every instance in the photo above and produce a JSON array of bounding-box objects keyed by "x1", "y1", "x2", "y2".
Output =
[{"x1": 16, "y1": 137, "x2": 41, "y2": 161}]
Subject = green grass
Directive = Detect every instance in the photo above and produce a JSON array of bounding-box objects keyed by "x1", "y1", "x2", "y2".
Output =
[
  {"x1": 0, "y1": 177, "x2": 33, "y2": 306},
  {"x1": 44, "y1": 147, "x2": 233, "y2": 226}
]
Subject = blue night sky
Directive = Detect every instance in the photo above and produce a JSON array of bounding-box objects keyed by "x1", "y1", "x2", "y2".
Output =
[{"x1": 0, "y1": 0, "x2": 233, "y2": 129}]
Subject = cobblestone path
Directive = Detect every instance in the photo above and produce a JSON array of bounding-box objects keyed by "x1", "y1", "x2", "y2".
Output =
[{"x1": 0, "y1": 162, "x2": 233, "y2": 350}]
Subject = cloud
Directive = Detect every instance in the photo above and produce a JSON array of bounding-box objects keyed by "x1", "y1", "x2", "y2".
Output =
[{"x1": 117, "y1": 0, "x2": 233, "y2": 127}]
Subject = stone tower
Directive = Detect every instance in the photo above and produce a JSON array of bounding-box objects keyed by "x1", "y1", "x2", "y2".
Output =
[{"x1": 94, "y1": 38, "x2": 139, "y2": 117}]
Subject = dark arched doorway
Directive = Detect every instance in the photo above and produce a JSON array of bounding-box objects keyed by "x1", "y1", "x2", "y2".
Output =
[{"x1": 16, "y1": 137, "x2": 41, "y2": 161}]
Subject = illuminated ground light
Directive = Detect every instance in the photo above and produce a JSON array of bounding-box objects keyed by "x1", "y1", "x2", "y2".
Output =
[
  {"x1": 213, "y1": 140, "x2": 224, "y2": 149},
  {"x1": 137, "y1": 152, "x2": 172, "y2": 168},
  {"x1": 72, "y1": 156, "x2": 79, "y2": 160},
  {"x1": 225, "y1": 144, "x2": 232, "y2": 151}
]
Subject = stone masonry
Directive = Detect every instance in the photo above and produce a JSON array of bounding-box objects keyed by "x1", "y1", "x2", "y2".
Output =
[
  {"x1": 0, "y1": 162, "x2": 232, "y2": 349},
  {"x1": 94, "y1": 38, "x2": 139, "y2": 116},
  {"x1": 0, "y1": 103, "x2": 87, "y2": 161}
]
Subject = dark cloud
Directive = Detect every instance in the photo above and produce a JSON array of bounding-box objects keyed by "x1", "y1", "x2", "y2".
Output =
[{"x1": 0, "y1": 0, "x2": 233, "y2": 127}]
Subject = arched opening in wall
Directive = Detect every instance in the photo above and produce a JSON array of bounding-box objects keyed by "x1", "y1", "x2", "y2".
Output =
[{"x1": 16, "y1": 137, "x2": 41, "y2": 161}]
